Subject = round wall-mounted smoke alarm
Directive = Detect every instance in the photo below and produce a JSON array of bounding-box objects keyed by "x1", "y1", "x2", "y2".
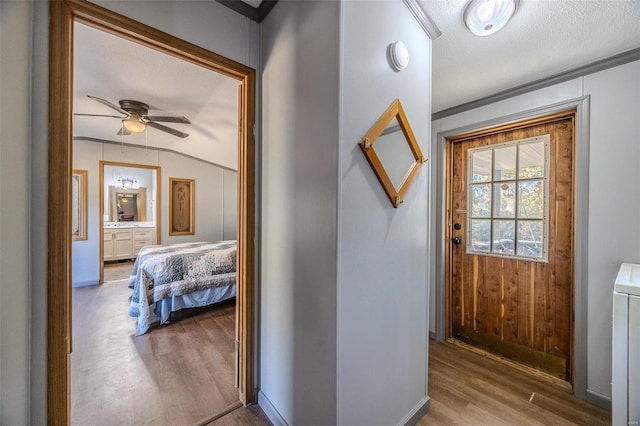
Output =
[{"x1": 390, "y1": 41, "x2": 409, "y2": 71}]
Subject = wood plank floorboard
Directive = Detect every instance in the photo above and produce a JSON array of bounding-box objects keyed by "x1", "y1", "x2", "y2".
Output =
[
  {"x1": 71, "y1": 278, "x2": 241, "y2": 426},
  {"x1": 419, "y1": 340, "x2": 611, "y2": 425},
  {"x1": 103, "y1": 259, "x2": 135, "y2": 282}
]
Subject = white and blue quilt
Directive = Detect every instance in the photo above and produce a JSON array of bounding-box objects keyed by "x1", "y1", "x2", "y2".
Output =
[{"x1": 128, "y1": 240, "x2": 236, "y2": 335}]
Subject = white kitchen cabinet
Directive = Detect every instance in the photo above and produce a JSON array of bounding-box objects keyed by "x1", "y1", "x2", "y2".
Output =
[
  {"x1": 613, "y1": 263, "x2": 640, "y2": 426},
  {"x1": 103, "y1": 226, "x2": 155, "y2": 261}
]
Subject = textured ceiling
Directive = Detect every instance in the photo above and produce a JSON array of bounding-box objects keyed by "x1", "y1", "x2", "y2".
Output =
[
  {"x1": 421, "y1": 0, "x2": 640, "y2": 113},
  {"x1": 73, "y1": 22, "x2": 239, "y2": 170}
]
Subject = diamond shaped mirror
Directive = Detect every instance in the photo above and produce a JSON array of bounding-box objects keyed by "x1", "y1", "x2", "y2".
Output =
[{"x1": 358, "y1": 99, "x2": 426, "y2": 208}]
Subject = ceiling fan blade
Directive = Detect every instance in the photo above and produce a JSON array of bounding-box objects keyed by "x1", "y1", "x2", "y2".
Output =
[
  {"x1": 147, "y1": 121, "x2": 189, "y2": 138},
  {"x1": 88, "y1": 95, "x2": 129, "y2": 116},
  {"x1": 74, "y1": 113, "x2": 123, "y2": 119},
  {"x1": 146, "y1": 115, "x2": 191, "y2": 124},
  {"x1": 116, "y1": 127, "x2": 131, "y2": 136}
]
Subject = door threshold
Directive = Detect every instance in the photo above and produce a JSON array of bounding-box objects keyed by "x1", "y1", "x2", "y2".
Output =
[
  {"x1": 445, "y1": 338, "x2": 572, "y2": 391},
  {"x1": 192, "y1": 400, "x2": 243, "y2": 426}
]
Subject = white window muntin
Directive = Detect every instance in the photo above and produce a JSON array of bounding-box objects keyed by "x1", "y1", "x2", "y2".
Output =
[{"x1": 466, "y1": 135, "x2": 550, "y2": 262}]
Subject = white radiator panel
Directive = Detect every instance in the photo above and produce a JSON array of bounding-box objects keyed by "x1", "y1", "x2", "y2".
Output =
[{"x1": 613, "y1": 263, "x2": 640, "y2": 426}]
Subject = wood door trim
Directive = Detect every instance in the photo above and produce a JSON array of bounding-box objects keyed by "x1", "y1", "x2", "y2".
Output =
[
  {"x1": 48, "y1": 1, "x2": 257, "y2": 423},
  {"x1": 444, "y1": 139, "x2": 454, "y2": 339},
  {"x1": 443, "y1": 110, "x2": 577, "y2": 382},
  {"x1": 448, "y1": 110, "x2": 576, "y2": 143}
]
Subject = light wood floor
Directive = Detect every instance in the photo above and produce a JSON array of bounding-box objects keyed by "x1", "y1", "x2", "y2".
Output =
[
  {"x1": 77, "y1": 265, "x2": 609, "y2": 425},
  {"x1": 103, "y1": 260, "x2": 136, "y2": 282},
  {"x1": 418, "y1": 340, "x2": 610, "y2": 425},
  {"x1": 71, "y1": 273, "x2": 252, "y2": 425},
  {"x1": 209, "y1": 340, "x2": 610, "y2": 426}
]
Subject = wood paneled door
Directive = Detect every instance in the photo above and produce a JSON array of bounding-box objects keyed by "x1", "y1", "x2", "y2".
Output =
[{"x1": 446, "y1": 112, "x2": 575, "y2": 382}]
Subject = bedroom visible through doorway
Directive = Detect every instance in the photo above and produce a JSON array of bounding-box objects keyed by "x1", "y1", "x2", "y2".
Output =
[{"x1": 49, "y1": 1, "x2": 256, "y2": 423}]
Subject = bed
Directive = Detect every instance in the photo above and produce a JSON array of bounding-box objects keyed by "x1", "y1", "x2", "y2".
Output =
[{"x1": 128, "y1": 240, "x2": 237, "y2": 335}]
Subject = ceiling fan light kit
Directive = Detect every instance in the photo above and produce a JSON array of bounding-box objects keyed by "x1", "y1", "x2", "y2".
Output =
[
  {"x1": 123, "y1": 117, "x2": 147, "y2": 133},
  {"x1": 464, "y1": 0, "x2": 519, "y2": 36},
  {"x1": 76, "y1": 95, "x2": 191, "y2": 138}
]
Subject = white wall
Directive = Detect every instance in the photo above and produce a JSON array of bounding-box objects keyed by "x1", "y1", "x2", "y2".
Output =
[
  {"x1": 0, "y1": 1, "x2": 32, "y2": 423},
  {"x1": 261, "y1": 1, "x2": 431, "y2": 424},
  {"x1": 583, "y1": 61, "x2": 640, "y2": 400},
  {"x1": 158, "y1": 150, "x2": 229, "y2": 244},
  {"x1": 11, "y1": 1, "x2": 260, "y2": 423},
  {"x1": 260, "y1": 1, "x2": 340, "y2": 424},
  {"x1": 431, "y1": 59, "x2": 640, "y2": 404},
  {"x1": 338, "y1": 2, "x2": 431, "y2": 424},
  {"x1": 71, "y1": 140, "x2": 237, "y2": 285}
]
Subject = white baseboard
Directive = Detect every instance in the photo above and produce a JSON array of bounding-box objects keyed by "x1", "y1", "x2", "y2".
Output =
[
  {"x1": 258, "y1": 390, "x2": 430, "y2": 426},
  {"x1": 397, "y1": 396, "x2": 430, "y2": 426},
  {"x1": 586, "y1": 389, "x2": 612, "y2": 411},
  {"x1": 258, "y1": 390, "x2": 289, "y2": 426},
  {"x1": 72, "y1": 279, "x2": 99, "y2": 287}
]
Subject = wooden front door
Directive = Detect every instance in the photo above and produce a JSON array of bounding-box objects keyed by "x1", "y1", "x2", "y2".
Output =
[{"x1": 447, "y1": 112, "x2": 575, "y2": 381}]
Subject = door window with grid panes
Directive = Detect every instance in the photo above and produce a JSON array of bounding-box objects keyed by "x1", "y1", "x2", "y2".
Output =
[{"x1": 467, "y1": 135, "x2": 550, "y2": 261}]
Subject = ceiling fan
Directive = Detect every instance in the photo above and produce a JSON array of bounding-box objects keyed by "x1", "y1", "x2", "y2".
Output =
[{"x1": 75, "y1": 95, "x2": 191, "y2": 138}]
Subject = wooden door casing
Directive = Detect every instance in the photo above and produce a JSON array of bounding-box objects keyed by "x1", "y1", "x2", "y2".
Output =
[{"x1": 447, "y1": 113, "x2": 575, "y2": 381}]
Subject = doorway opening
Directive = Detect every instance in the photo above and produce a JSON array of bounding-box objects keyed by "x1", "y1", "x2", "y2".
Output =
[
  {"x1": 49, "y1": 1, "x2": 256, "y2": 423},
  {"x1": 444, "y1": 111, "x2": 576, "y2": 383}
]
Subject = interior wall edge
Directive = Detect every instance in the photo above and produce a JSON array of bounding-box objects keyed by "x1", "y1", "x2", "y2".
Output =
[{"x1": 29, "y1": 0, "x2": 51, "y2": 424}]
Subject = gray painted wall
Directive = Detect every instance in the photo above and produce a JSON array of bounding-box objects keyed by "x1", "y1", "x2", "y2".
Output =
[
  {"x1": 0, "y1": 1, "x2": 259, "y2": 423},
  {"x1": 260, "y1": 1, "x2": 431, "y2": 424},
  {"x1": 0, "y1": 1, "x2": 32, "y2": 423},
  {"x1": 72, "y1": 140, "x2": 237, "y2": 285},
  {"x1": 260, "y1": 1, "x2": 340, "y2": 423},
  {"x1": 431, "y1": 60, "x2": 640, "y2": 402},
  {"x1": 338, "y1": 1, "x2": 431, "y2": 425}
]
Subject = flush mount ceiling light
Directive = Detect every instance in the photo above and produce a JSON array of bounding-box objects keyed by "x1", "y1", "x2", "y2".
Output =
[{"x1": 463, "y1": 0, "x2": 519, "y2": 36}]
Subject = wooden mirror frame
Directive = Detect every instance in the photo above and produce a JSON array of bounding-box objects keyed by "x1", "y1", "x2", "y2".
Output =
[{"x1": 358, "y1": 99, "x2": 427, "y2": 208}]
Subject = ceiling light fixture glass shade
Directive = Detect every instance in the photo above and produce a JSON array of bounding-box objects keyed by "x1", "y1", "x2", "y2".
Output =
[
  {"x1": 122, "y1": 117, "x2": 147, "y2": 133},
  {"x1": 463, "y1": 0, "x2": 519, "y2": 36}
]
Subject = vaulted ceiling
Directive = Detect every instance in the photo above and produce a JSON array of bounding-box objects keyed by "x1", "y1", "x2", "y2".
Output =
[{"x1": 73, "y1": 21, "x2": 240, "y2": 170}]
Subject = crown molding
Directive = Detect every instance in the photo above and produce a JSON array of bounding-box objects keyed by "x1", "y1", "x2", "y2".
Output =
[
  {"x1": 402, "y1": 0, "x2": 442, "y2": 40},
  {"x1": 433, "y1": 47, "x2": 640, "y2": 120}
]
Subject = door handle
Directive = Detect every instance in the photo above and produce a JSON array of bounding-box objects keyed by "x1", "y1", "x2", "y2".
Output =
[{"x1": 452, "y1": 236, "x2": 462, "y2": 245}]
